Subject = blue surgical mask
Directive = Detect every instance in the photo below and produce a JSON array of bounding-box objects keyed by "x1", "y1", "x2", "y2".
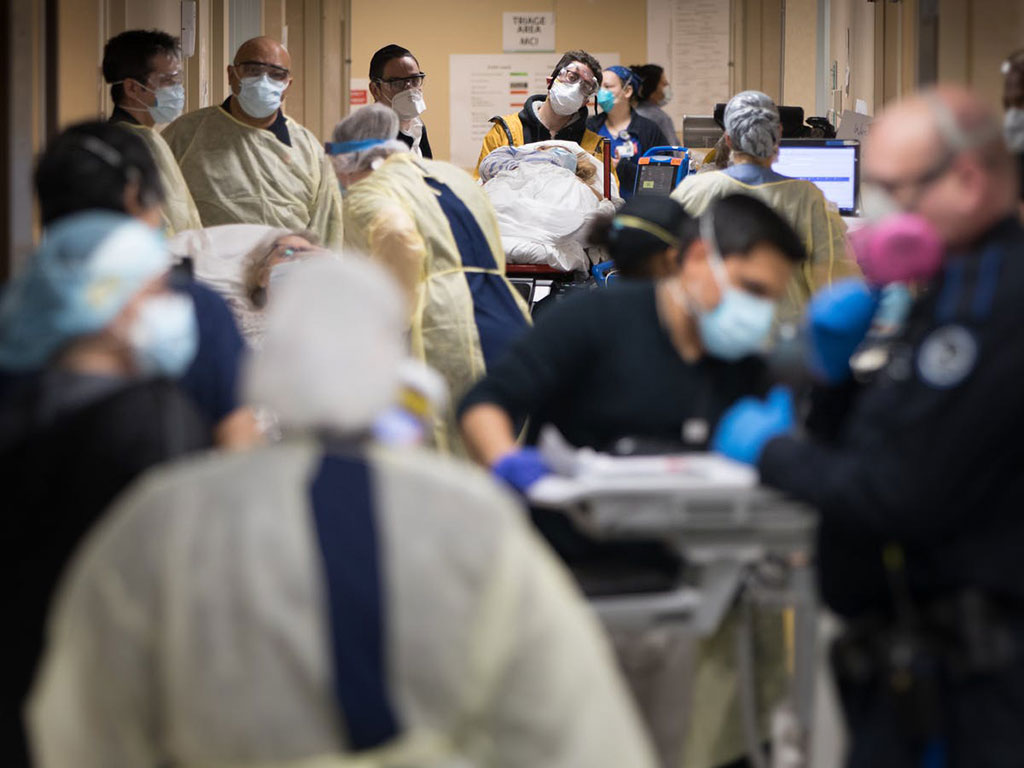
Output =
[
  {"x1": 120, "y1": 81, "x2": 185, "y2": 124},
  {"x1": 597, "y1": 88, "x2": 616, "y2": 113},
  {"x1": 129, "y1": 293, "x2": 198, "y2": 377},
  {"x1": 236, "y1": 74, "x2": 287, "y2": 119},
  {"x1": 691, "y1": 214, "x2": 776, "y2": 361},
  {"x1": 147, "y1": 84, "x2": 185, "y2": 124}
]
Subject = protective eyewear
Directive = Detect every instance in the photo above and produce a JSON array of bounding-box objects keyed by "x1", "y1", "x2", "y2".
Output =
[
  {"x1": 556, "y1": 66, "x2": 598, "y2": 96},
  {"x1": 234, "y1": 61, "x2": 291, "y2": 82},
  {"x1": 374, "y1": 73, "x2": 426, "y2": 90},
  {"x1": 863, "y1": 153, "x2": 954, "y2": 208},
  {"x1": 148, "y1": 71, "x2": 184, "y2": 88}
]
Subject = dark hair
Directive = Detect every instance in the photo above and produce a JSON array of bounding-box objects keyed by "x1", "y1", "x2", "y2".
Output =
[
  {"x1": 1004, "y1": 49, "x2": 1024, "y2": 110},
  {"x1": 587, "y1": 196, "x2": 696, "y2": 278},
  {"x1": 709, "y1": 194, "x2": 807, "y2": 264},
  {"x1": 34, "y1": 121, "x2": 165, "y2": 226},
  {"x1": 102, "y1": 29, "x2": 180, "y2": 105},
  {"x1": 631, "y1": 64, "x2": 664, "y2": 103},
  {"x1": 369, "y1": 44, "x2": 418, "y2": 81},
  {"x1": 548, "y1": 49, "x2": 602, "y2": 87}
]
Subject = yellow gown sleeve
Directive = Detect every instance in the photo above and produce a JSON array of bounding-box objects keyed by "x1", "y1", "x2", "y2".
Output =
[
  {"x1": 126, "y1": 125, "x2": 202, "y2": 235},
  {"x1": 308, "y1": 154, "x2": 344, "y2": 250}
]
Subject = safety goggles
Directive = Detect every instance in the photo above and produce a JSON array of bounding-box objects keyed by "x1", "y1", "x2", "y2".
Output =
[
  {"x1": 234, "y1": 61, "x2": 291, "y2": 82},
  {"x1": 374, "y1": 72, "x2": 426, "y2": 90},
  {"x1": 556, "y1": 65, "x2": 598, "y2": 96}
]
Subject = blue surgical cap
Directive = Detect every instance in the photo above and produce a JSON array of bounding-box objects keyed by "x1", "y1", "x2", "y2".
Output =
[
  {"x1": 606, "y1": 66, "x2": 641, "y2": 95},
  {"x1": 0, "y1": 211, "x2": 169, "y2": 371}
]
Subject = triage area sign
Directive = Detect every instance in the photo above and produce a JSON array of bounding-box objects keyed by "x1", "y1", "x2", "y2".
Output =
[{"x1": 502, "y1": 12, "x2": 555, "y2": 52}]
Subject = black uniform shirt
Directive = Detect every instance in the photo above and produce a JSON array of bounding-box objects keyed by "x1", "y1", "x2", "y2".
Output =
[
  {"x1": 760, "y1": 216, "x2": 1024, "y2": 616},
  {"x1": 459, "y1": 281, "x2": 772, "y2": 452}
]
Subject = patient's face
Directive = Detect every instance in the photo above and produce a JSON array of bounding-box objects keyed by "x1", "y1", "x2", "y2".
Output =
[{"x1": 261, "y1": 235, "x2": 316, "y2": 288}]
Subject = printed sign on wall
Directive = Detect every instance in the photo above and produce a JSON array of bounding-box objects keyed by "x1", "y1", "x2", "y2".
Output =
[{"x1": 502, "y1": 12, "x2": 555, "y2": 52}]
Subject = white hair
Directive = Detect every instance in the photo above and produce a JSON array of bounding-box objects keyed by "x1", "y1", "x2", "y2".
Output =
[
  {"x1": 330, "y1": 103, "x2": 409, "y2": 175},
  {"x1": 723, "y1": 90, "x2": 781, "y2": 160},
  {"x1": 243, "y1": 255, "x2": 408, "y2": 434}
]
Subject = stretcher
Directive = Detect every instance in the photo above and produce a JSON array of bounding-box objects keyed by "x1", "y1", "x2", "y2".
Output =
[{"x1": 527, "y1": 428, "x2": 819, "y2": 768}]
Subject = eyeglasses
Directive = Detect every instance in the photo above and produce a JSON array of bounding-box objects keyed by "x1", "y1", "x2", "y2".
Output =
[
  {"x1": 147, "y1": 71, "x2": 184, "y2": 88},
  {"x1": 556, "y1": 66, "x2": 598, "y2": 96},
  {"x1": 374, "y1": 73, "x2": 426, "y2": 90},
  {"x1": 864, "y1": 153, "x2": 955, "y2": 208},
  {"x1": 234, "y1": 61, "x2": 291, "y2": 82}
]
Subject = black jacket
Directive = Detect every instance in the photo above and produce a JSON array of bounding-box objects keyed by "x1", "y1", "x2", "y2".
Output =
[{"x1": 759, "y1": 217, "x2": 1024, "y2": 618}]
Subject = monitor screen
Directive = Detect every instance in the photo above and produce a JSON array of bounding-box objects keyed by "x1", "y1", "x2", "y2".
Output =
[
  {"x1": 772, "y1": 140, "x2": 859, "y2": 215},
  {"x1": 635, "y1": 163, "x2": 680, "y2": 196}
]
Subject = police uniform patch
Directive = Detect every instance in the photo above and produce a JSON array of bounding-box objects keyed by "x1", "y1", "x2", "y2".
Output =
[{"x1": 916, "y1": 325, "x2": 977, "y2": 388}]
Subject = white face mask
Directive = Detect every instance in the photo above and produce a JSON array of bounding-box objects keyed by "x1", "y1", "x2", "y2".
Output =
[
  {"x1": 391, "y1": 88, "x2": 426, "y2": 120},
  {"x1": 547, "y1": 81, "x2": 587, "y2": 116},
  {"x1": 236, "y1": 74, "x2": 288, "y2": 119},
  {"x1": 129, "y1": 293, "x2": 198, "y2": 377},
  {"x1": 1004, "y1": 107, "x2": 1024, "y2": 153},
  {"x1": 659, "y1": 85, "x2": 673, "y2": 108}
]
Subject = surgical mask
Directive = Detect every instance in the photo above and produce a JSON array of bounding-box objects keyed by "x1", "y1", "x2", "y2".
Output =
[
  {"x1": 129, "y1": 293, "x2": 198, "y2": 377},
  {"x1": 659, "y1": 85, "x2": 673, "y2": 107},
  {"x1": 391, "y1": 88, "x2": 426, "y2": 120},
  {"x1": 597, "y1": 88, "x2": 616, "y2": 114},
  {"x1": 547, "y1": 81, "x2": 587, "y2": 116},
  {"x1": 236, "y1": 74, "x2": 287, "y2": 119},
  {"x1": 120, "y1": 81, "x2": 185, "y2": 124},
  {"x1": 1004, "y1": 107, "x2": 1024, "y2": 153},
  {"x1": 689, "y1": 215, "x2": 776, "y2": 361},
  {"x1": 849, "y1": 213, "x2": 944, "y2": 286},
  {"x1": 546, "y1": 146, "x2": 578, "y2": 174}
]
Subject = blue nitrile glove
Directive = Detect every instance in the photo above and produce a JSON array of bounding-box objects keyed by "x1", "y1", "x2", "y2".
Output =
[
  {"x1": 806, "y1": 279, "x2": 880, "y2": 383},
  {"x1": 492, "y1": 448, "x2": 552, "y2": 494},
  {"x1": 712, "y1": 386, "x2": 795, "y2": 465}
]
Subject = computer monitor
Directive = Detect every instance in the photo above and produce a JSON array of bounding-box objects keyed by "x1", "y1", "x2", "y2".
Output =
[
  {"x1": 772, "y1": 139, "x2": 860, "y2": 215},
  {"x1": 682, "y1": 115, "x2": 723, "y2": 148}
]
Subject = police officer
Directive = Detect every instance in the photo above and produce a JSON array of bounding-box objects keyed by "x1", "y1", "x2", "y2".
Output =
[{"x1": 713, "y1": 86, "x2": 1024, "y2": 767}]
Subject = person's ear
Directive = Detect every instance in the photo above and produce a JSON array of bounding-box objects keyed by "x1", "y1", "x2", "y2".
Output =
[
  {"x1": 369, "y1": 80, "x2": 382, "y2": 102},
  {"x1": 227, "y1": 65, "x2": 239, "y2": 93},
  {"x1": 724, "y1": 134, "x2": 734, "y2": 150},
  {"x1": 123, "y1": 78, "x2": 148, "y2": 105},
  {"x1": 281, "y1": 77, "x2": 293, "y2": 100},
  {"x1": 546, "y1": 75, "x2": 554, "y2": 90}
]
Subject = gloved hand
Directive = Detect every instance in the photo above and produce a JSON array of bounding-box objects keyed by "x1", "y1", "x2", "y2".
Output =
[
  {"x1": 492, "y1": 448, "x2": 552, "y2": 494},
  {"x1": 806, "y1": 279, "x2": 880, "y2": 383},
  {"x1": 712, "y1": 386, "x2": 795, "y2": 465}
]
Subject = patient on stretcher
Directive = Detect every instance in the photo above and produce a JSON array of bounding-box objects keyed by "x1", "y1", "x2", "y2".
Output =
[{"x1": 480, "y1": 141, "x2": 619, "y2": 273}]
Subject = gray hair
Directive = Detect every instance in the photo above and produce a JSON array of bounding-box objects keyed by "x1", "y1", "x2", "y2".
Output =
[
  {"x1": 330, "y1": 103, "x2": 409, "y2": 175},
  {"x1": 723, "y1": 90, "x2": 781, "y2": 160}
]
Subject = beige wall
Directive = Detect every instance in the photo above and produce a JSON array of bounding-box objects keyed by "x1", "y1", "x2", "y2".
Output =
[
  {"x1": 783, "y1": 0, "x2": 817, "y2": 112},
  {"x1": 939, "y1": 0, "x2": 1024, "y2": 112},
  {"x1": 348, "y1": 0, "x2": 648, "y2": 163},
  {"x1": 828, "y1": 0, "x2": 876, "y2": 116}
]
